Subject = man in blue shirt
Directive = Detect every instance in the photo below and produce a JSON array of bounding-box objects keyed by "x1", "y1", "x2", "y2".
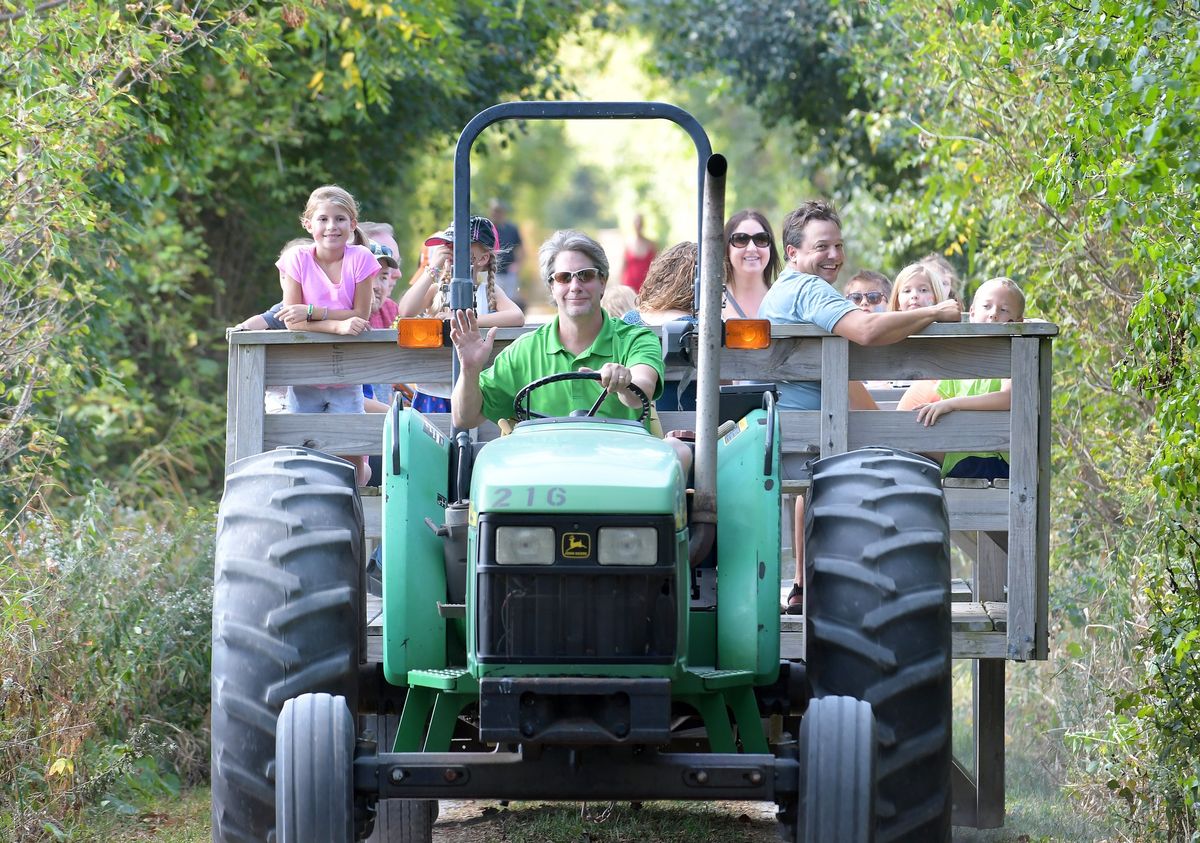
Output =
[{"x1": 759, "y1": 200, "x2": 961, "y2": 613}]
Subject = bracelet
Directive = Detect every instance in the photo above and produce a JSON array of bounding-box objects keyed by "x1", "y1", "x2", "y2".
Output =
[
  {"x1": 306, "y1": 303, "x2": 314, "y2": 321},
  {"x1": 322, "y1": 307, "x2": 329, "y2": 321}
]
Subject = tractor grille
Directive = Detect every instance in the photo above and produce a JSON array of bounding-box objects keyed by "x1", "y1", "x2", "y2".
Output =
[{"x1": 476, "y1": 515, "x2": 677, "y2": 664}]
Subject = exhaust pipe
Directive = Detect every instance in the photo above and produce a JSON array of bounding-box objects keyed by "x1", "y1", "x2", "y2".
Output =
[{"x1": 688, "y1": 153, "x2": 726, "y2": 567}]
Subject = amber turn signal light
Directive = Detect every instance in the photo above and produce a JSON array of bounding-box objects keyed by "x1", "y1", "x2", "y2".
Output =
[
  {"x1": 724, "y1": 319, "x2": 771, "y2": 349},
  {"x1": 397, "y1": 318, "x2": 444, "y2": 348}
]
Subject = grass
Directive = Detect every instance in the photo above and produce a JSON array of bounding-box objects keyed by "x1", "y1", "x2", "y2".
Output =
[{"x1": 67, "y1": 787, "x2": 211, "y2": 843}]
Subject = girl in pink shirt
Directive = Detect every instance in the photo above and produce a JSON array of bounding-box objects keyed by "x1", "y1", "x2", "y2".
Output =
[{"x1": 275, "y1": 184, "x2": 379, "y2": 484}]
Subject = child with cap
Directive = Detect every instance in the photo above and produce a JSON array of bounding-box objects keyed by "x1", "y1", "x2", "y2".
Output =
[
  {"x1": 367, "y1": 241, "x2": 401, "y2": 329},
  {"x1": 397, "y1": 215, "x2": 523, "y2": 326},
  {"x1": 397, "y1": 216, "x2": 524, "y2": 414}
]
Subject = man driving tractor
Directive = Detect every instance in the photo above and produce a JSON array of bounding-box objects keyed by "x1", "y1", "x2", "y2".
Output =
[{"x1": 450, "y1": 228, "x2": 692, "y2": 471}]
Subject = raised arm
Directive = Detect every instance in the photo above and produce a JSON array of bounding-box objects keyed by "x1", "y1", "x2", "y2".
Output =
[{"x1": 450, "y1": 309, "x2": 497, "y2": 429}]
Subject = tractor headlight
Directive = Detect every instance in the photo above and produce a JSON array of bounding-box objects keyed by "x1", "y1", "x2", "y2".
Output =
[
  {"x1": 495, "y1": 526, "x2": 555, "y2": 565},
  {"x1": 598, "y1": 527, "x2": 658, "y2": 566}
]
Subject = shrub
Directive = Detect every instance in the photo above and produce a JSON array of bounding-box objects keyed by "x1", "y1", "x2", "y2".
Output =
[{"x1": 0, "y1": 486, "x2": 213, "y2": 840}]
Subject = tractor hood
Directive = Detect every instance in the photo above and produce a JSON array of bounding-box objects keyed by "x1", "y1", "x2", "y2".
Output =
[{"x1": 470, "y1": 419, "x2": 685, "y2": 519}]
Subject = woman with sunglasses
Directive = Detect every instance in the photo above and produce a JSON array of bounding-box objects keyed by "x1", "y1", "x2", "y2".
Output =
[{"x1": 722, "y1": 210, "x2": 781, "y2": 320}]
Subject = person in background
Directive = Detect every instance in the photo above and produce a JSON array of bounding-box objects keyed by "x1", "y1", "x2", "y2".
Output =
[
  {"x1": 919, "y1": 252, "x2": 963, "y2": 303},
  {"x1": 360, "y1": 221, "x2": 402, "y2": 299},
  {"x1": 624, "y1": 241, "x2": 698, "y2": 412},
  {"x1": 723, "y1": 209, "x2": 780, "y2": 319},
  {"x1": 600, "y1": 283, "x2": 638, "y2": 319},
  {"x1": 489, "y1": 198, "x2": 524, "y2": 306},
  {"x1": 276, "y1": 184, "x2": 377, "y2": 485},
  {"x1": 910, "y1": 277, "x2": 1026, "y2": 479},
  {"x1": 367, "y1": 243, "x2": 400, "y2": 329},
  {"x1": 843, "y1": 269, "x2": 891, "y2": 313},
  {"x1": 620, "y1": 212, "x2": 657, "y2": 294},
  {"x1": 759, "y1": 200, "x2": 960, "y2": 614}
]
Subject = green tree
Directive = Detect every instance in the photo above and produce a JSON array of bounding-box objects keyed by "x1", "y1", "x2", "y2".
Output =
[{"x1": 1, "y1": 0, "x2": 592, "y2": 513}]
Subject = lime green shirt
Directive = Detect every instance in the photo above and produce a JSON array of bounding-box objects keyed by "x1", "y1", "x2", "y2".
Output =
[
  {"x1": 937, "y1": 377, "x2": 1007, "y2": 476},
  {"x1": 478, "y1": 315, "x2": 665, "y2": 427}
]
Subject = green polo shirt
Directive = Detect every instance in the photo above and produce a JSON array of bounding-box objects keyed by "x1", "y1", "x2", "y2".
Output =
[{"x1": 478, "y1": 315, "x2": 665, "y2": 427}]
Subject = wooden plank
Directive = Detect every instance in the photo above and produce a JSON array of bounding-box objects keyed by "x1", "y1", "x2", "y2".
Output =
[
  {"x1": 952, "y1": 760, "x2": 980, "y2": 827},
  {"x1": 951, "y1": 630, "x2": 1010, "y2": 659},
  {"x1": 762, "y1": 322, "x2": 1058, "y2": 339},
  {"x1": 363, "y1": 494, "x2": 381, "y2": 542},
  {"x1": 262, "y1": 413, "x2": 502, "y2": 455},
  {"x1": 951, "y1": 578, "x2": 973, "y2": 603},
  {"x1": 984, "y1": 601, "x2": 1008, "y2": 632},
  {"x1": 945, "y1": 487, "x2": 1009, "y2": 531},
  {"x1": 779, "y1": 609, "x2": 1010, "y2": 660},
  {"x1": 230, "y1": 326, "x2": 533, "y2": 345},
  {"x1": 977, "y1": 532, "x2": 1007, "y2": 604},
  {"x1": 954, "y1": 602, "x2": 996, "y2": 632},
  {"x1": 718, "y1": 339, "x2": 825, "y2": 381},
  {"x1": 1036, "y1": 337, "x2": 1052, "y2": 660},
  {"x1": 849, "y1": 337, "x2": 1012, "y2": 380},
  {"x1": 1006, "y1": 338, "x2": 1039, "y2": 660},
  {"x1": 975, "y1": 659, "x2": 1006, "y2": 827},
  {"x1": 264, "y1": 343, "x2": 478, "y2": 387},
  {"x1": 848, "y1": 411, "x2": 1010, "y2": 452},
  {"x1": 820, "y1": 337, "x2": 849, "y2": 456},
  {"x1": 224, "y1": 337, "x2": 240, "y2": 469},
  {"x1": 229, "y1": 343, "x2": 266, "y2": 464}
]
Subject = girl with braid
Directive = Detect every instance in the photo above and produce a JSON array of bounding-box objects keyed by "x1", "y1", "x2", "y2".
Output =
[{"x1": 397, "y1": 216, "x2": 524, "y2": 413}]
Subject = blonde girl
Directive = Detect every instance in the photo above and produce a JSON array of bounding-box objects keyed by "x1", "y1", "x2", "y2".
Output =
[
  {"x1": 888, "y1": 263, "x2": 945, "y2": 312},
  {"x1": 276, "y1": 184, "x2": 378, "y2": 484}
]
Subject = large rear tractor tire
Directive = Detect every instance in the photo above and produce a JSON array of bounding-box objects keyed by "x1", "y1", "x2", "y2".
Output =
[
  {"x1": 798, "y1": 695, "x2": 876, "y2": 843},
  {"x1": 805, "y1": 448, "x2": 952, "y2": 843},
  {"x1": 211, "y1": 447, "x2": 363, "y2": 843},
  {"x1": 276, "y1": 693, "x2": 356, "y2": 843}
]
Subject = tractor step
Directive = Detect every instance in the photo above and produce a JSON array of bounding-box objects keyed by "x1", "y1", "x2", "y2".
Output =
[{"x1": 409, "y1": 667, "x2": 471, "y2": 690}]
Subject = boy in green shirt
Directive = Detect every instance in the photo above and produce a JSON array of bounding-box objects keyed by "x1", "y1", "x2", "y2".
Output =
[{"x1": 914, "y1": 277, "x2": 1026, "y2": 479}]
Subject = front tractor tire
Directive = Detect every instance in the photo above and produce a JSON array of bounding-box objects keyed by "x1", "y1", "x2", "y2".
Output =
[
  {"x1": 276, "y1": 693, "x2": 355, "y2": 843},
  {"x1": 804, "y1": 448, "x2": 952, "y2": 843},
  {"x1": 211, "y1": 447, "x2": 363, "y2": 843},
  {"x1": 798, "y1": 695, "x2": 876, "y2": 843}
]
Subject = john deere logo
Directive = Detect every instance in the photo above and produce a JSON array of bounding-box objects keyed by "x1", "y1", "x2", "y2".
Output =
[{"x1": 561, "y1": 532, "x2": 590, "y2": 559}]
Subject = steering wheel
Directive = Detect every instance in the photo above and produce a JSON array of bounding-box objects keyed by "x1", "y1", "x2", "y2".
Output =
[{"x1": 513, "y1": 371, "x2": 651, "y2": 423}]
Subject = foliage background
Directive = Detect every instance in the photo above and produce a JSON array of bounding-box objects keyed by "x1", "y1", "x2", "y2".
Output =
[{"x1": 3, "y1": 0, "x2": 1199, "y2": 839}]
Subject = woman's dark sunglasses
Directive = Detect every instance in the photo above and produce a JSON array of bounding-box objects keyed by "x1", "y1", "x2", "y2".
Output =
[
  {"x1": 847, "y1": 291, "x2": 886, "y2": 305},
  {"x1": 729, "y1": 232, "x2": 771, "y2": 249}
]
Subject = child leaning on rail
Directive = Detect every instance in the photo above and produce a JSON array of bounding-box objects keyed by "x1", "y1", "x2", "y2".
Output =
[
  {"x1": 397, "y1": 216, "x2": 524, "y2": 414},
  {"x1": 909, "y1": 276, "x2": 1026, "y2": 480},
  {"x1": 276, "y1": 184, "x2": 379, "y2": 485}
]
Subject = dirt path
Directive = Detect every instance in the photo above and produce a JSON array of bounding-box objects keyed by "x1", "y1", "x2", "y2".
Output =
[{"x1": 426, "y1": 799, "x2": 782, "y2": 842}]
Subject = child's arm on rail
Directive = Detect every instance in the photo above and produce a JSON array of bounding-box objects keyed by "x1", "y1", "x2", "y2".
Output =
[
  {"x1": 915, "y1": 379, "x2": 1011, "y2": 426},
  {"x1": 476, "y1": 285, "x2": 525, "y2": 328}
]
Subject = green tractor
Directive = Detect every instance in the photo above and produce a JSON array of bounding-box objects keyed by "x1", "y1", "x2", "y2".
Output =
[{"x1": 211, "y1": 102, "x2": 953, "y2": 843}]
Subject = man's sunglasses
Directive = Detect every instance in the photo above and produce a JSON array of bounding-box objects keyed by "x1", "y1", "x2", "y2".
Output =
[
  {"x1": 729, "y1": 231, "x2": 771, "y2": 249},
  {"x1": 847, "y1": 291, "x2": 886, "y2": 305},
  {"x1": 550, "y1": 267, "x2": 603, "y2": 285}
]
